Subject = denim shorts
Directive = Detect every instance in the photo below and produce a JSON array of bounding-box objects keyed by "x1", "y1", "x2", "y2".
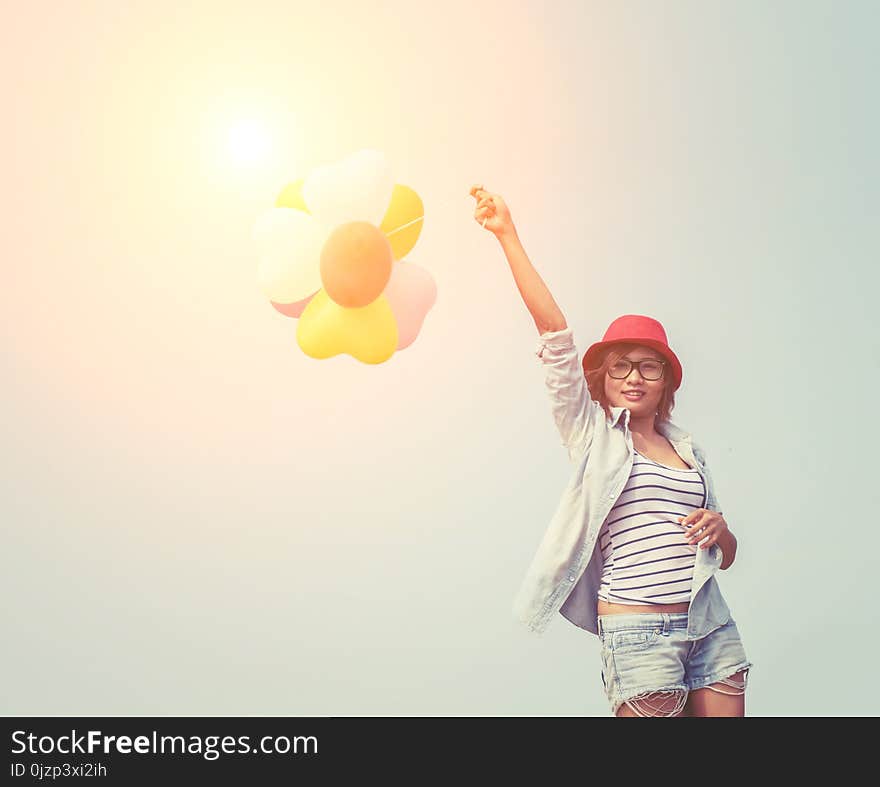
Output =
[{"x1": 597, "y1": 612, "x2": 753, "y2": 716}]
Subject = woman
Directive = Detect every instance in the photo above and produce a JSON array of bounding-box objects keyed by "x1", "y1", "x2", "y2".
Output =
[{"x1": 470, "y1": 184, "x2": 753, "y2": 717}]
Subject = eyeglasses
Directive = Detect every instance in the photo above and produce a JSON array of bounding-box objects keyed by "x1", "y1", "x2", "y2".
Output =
[{"x1": 607, "y1": 358, "x2": 666, "y2": 381}]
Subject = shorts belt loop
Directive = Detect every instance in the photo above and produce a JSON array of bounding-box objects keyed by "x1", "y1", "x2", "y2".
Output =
[{"x1": 661, "y1": 614, "x2": 671, "y2": 635}]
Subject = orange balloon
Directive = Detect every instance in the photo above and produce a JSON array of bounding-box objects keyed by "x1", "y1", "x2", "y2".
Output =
[{"x1": 319, "y1": 222, "x2": 393, "y2": 308}]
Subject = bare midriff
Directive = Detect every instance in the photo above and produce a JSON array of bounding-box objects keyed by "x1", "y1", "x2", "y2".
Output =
[{"x1": 597, "y1": 598, "x2": 690, "y2": 615}]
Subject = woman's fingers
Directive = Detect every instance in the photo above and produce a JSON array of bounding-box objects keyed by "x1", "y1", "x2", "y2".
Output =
[
  {"x1": 689, "y1": 529, "x2": 711, "y2": 547},
  {"x1": 678, "y1": 510, "x2": 722, "y2": 549},
  {"x1": 471, "y1": 184, "x2": 504, "y2": 231},
  {"x1": 679, "y1": 509, "x2": 707, "y2": 528},
  {"x1": 471, "y1": 184, "x2": 496, "y2": 204},
  {"x1": 679, "y1": 510, "x2": 708, "y2": 545}
]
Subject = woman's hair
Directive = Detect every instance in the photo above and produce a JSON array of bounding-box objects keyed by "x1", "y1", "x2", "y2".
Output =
[{"x1": 584, "y1": 342, "x2": 676, "y2": 425}]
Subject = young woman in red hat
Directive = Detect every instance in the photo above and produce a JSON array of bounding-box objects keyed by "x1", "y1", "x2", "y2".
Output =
[{"x1": 471, "y1": 185, "x2": 752, "y2": 717}]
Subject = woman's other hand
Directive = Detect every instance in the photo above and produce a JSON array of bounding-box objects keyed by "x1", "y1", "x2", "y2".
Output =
[{"x1": 679, "y1": 509, "x2": 729, "y2": 550}]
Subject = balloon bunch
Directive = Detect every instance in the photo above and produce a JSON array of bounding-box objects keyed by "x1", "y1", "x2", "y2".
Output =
[{"x1": 253, "y1": 150, "x2": 436, "y2": 364}]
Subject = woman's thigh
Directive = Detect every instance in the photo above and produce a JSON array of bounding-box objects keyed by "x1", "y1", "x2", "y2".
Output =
[
  {"x1": 686, "y1": 669, "x2": 749, "y2": 717},
  {"x1": 684, "y1": 618, "x2": 753, "y2": 717}
]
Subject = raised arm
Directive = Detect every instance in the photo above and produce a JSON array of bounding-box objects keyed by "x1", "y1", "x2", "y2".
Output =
[
  {"x1": 469, "y1": 184, "x2": 567, "y2": 335},
  {"x1": 470, "y1": 184, "x2": 596, "y2": 461}
]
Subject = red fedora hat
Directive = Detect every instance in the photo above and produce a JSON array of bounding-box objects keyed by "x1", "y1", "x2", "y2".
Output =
[{"x1": 582, "y1": 314, "x2": 683, "y2": 391}]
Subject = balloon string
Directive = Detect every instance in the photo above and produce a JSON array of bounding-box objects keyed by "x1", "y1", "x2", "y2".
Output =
[
  {"x1": 382, "y1": 195, "x2": 488, "y2": 235},
  {"x1": 385, "y1": 216, "x2": 424, "y2": 236}
]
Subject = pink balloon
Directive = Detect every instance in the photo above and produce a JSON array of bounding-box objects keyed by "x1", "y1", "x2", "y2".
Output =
[
  {"x1": 270, "y1": 291, "x2": 318, "y2": 318},
  {"x1": 383, "y1": 260, "x2": 437, "y2": 350}
]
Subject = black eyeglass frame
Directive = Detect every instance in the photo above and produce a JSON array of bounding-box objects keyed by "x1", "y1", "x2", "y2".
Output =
[{"x1": 606, "y1": 358, "x2": 668, "y2": 380}]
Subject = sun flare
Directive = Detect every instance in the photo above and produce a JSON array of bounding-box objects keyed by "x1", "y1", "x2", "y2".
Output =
[{"x1": 226, "y1": 119, "x2": 271, "y2": 166}]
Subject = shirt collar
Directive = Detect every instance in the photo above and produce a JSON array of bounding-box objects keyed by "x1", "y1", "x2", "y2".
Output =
[
  {"x1": 610, "y1": 406, "x2": 628, "y2": 428},
  {"x1": 657, "y1": 419, "x2": 691, "y2": 444},
  {"x1": 609, "y1": 407, "x2": 692, "y2": 444}
]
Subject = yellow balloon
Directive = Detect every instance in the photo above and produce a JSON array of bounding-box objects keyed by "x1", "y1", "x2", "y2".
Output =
[
  {"x1": 296, "y1": 289, "x2": 398, "y2": 364},
  {"x1": 379, "y1": 184, "x2": 423, "y2": 260},
  {"x1": 275, "y1": 179, "x2": 309, "y2": 212}
]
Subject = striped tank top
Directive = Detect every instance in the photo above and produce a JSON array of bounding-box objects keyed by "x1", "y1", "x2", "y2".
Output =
[{"x1": 597, "y1": 448, "x2": 707, "y2": 605}]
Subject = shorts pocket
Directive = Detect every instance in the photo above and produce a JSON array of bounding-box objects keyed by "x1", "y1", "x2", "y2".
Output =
[{"x1": 611, "y1": 628, "x2": 659, "y2": 653}]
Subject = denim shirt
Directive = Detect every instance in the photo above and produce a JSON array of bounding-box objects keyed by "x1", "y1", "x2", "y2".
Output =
[{"x1": 512, "y1": 327, "x2": 732, "y2": 641}]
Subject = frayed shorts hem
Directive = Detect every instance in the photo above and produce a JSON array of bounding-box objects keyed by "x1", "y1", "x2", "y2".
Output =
[
  {"x1": 687, "y1": 660, "x2": 753, "y2": 692},
  {"x1": 610, "y1": 685, "x2": 689, "y2": 717}
]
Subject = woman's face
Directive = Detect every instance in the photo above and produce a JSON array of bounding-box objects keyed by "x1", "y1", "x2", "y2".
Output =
[{"x1": 603, "y1": 344, "x2": 668, "y2": 418}]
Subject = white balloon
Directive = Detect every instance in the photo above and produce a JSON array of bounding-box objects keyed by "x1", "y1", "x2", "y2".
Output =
[
  {"x1": 302, "y1": 149, "x2": 394, "y2": 228},
  {"x1": 252, "y1": 207, "x2": 298, "y2": 249},
  {"x1": 256, "y1": 209, "x2": 327, "y2": 304}
]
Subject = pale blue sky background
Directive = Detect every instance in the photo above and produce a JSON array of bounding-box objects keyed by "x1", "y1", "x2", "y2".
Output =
[{"x1": 2, "y1": 0, "x2": 878, "y2": 716}]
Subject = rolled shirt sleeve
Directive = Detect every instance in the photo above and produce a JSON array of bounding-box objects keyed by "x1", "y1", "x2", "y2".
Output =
[{"x1": 535, "y1": 327, "x2": 598, "y2": 462}]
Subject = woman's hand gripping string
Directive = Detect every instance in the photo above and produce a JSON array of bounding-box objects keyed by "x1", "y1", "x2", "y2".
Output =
[{"x1": 469, "y1": 183, "x2": 514, "y2": 237}]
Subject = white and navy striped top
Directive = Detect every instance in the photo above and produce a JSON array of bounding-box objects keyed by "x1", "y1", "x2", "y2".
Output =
[{"x1": 597, "y1": 449, "x2": 707, "y2": 606}]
